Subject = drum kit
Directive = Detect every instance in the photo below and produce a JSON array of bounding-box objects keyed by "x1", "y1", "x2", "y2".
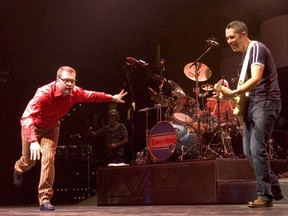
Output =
[{"x1": 137, "y1": 62, "x2": 242, "y2": 164}]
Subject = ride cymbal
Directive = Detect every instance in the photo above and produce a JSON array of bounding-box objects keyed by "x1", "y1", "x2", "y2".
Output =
[{"x1": 184, "y1": 62, "x2": 212, "y2": 82}]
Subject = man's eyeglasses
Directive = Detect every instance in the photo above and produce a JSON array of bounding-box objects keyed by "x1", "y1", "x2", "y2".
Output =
[{"x1": 59, "y1": 77, "x2": 76, "y2": 85}]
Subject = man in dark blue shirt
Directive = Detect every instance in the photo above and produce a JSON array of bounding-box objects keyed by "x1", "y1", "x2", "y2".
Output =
[{"x1": 222, "y1": 20, "x2": 283, "y2": 208}]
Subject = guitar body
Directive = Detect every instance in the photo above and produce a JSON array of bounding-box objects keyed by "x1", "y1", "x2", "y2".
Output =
[{"x1": 214, "y1": 83, "x2": 248, "y2": 119}]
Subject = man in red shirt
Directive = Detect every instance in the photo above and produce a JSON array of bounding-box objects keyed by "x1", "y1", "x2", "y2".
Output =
[{"x1": 13, "y1": 66, "x2": 127, "y2": 211}]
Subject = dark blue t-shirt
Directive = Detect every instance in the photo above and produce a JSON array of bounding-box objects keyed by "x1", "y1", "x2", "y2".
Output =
[{"x1": 245, "y1": 41, "x2": 281, "y2": 102}]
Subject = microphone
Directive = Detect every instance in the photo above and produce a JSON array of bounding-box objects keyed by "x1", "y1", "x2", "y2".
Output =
[
  {"x1": 126, "y1": 57, "x2": 148, "y2": 67},
  {"x1": 206, "y1": 39, "x2": 219, "y2": 46}
]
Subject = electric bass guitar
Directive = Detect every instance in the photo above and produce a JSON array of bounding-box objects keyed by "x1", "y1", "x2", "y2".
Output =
[{"x1": 214, "y1": 82, "x2": 248, "y2": 119}]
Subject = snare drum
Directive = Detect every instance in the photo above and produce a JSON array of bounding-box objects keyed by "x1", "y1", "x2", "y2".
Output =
[
  {"x1": 147, "y1": 121, "x2": 195, "y2": 161},
  {"x1": 173, "y1": 96, "x2": 196, "y2": 124}
]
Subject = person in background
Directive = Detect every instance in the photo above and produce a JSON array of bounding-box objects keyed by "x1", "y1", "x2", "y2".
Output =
[
  {"x1": 88, "y1": 109, "x2": 128, "y2": 165},
  {"x1": 206, "y1": 79, "x2": 234, "y2": 125},
  {"x1": 222, "y1": 20, "x2": 283, "y2": 208},
  {"x1": 13, "y1": 66, "x2": 127, "y2": 211}
]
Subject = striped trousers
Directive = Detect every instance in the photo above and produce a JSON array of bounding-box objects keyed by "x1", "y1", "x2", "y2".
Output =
[{"x1": 14, "y1": 122, "x2": 60, "y2": 205}]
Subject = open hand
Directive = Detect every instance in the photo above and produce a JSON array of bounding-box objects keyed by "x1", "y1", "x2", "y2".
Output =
[
  {"x1": 112, "y1": 89, "x2": 128, "y2": 103},
  {"x1": 30, "y1": 141, "x2": 41, "y2": 160}
]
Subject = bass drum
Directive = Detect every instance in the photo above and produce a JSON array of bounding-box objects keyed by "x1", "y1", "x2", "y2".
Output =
[{"x1": 147, "y1": 121, "x2": 197, "y2": 161}]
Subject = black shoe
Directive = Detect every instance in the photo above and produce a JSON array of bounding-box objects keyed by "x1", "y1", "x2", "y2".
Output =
[
  {"x1": 40, "y1": 202, "x2": 55, "y2": 211},
  {"x1": 13, "y1": 171, "x2": 22, "y2": 187},
  {"x1": 274, "y1": 192, "x2": 284, "y2": 201}
]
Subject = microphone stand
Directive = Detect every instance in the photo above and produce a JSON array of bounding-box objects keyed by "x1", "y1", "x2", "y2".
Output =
[
  {"x1": 123, "y1": 62, "x2": 136, "y2": 161},
  {"x1": 156, "y1": 77, "x2": 165, "y2": 122},
  {"x1": 189, "y1": 45, "x2": 213, "y2": 158},
  {"x1": 139, "y1": 106, "x2": 157, "y2": 163},
  {"x1": 83, "y1": 146, "x2": 96, "y2": 198},
  {"x1": 139, "y1": 106, "x2": 157, "y2": 146}
]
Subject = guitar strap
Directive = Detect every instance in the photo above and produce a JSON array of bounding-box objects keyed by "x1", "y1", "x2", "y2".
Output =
[{"x1": 237, "y1": 40, "x2": 256, "y2": 95}]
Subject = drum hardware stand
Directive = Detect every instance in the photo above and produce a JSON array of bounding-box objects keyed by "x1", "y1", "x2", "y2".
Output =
[
  {"x1": 179, "y1": 145, "x2": 185, "y2": 161},
  {"x1": 155, "y1": 76, "x2": 166, "y2": 122},
  {"x1": 268, "y1": 138, "x2": 284, "y2": 159},
  {"x1": 190, "y1": 62, "x2": 204, "y2": 158},
  {"x1": 222, "y1": 109, "x2": 237, "y2": 158},
  {"x1": 164, "y1": 107, "x2": 172, "y2": 120},
  {"x1": 177, "y1": 143, "x2": 200, "y2": 161},
  {"x1": 268, "y1": 139, "x2": 275, "y2": 159},
  {"x1": 136, "y1": 147, "x2": 151, "y2": 164},
  {"x1": 139, "y1": 106, "x2": 157, "y2": 144},
  {"x1": 203, "y1": 141, "x2": 224, "y2": 159},
  {"x1": 82, "y1": 145, "x2": 96, "y2": 198},
  {"x1": 202, "y1": 100, "x2": 225, "y2": 158},
  {"x1": 139, "y1": 106, "x2": 159, "y2": 163},
  {"x1": 201, "y1": 118, "x2": 224, "y2": 159},
  {"x1": 156, "y1": 103, "x2": 162, "y2": 122},
  {"x1": 199, "y1": 92, "x2": 209, "y2": 111},
  {"x1": 206, "y1": 100, "x2": 237, "y2": 158},
  {"x1": 148, "y1": 86, "x2": 167, "y2": 121},
  {"x1": 178, "y1": 144, "x2": 198, "y2": 161}
]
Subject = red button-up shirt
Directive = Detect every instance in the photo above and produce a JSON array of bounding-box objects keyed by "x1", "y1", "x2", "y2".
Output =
[{"x1": 21, "y1": 81, "x2": 113, "y2": 142}]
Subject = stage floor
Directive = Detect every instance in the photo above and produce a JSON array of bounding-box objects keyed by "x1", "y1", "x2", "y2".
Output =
[
  {"x1": 2, "y1": 177, "x2": 287, "y2": 215},
  {"x1": 0, "y1": 203, "x2": 287, "y2": 216}
]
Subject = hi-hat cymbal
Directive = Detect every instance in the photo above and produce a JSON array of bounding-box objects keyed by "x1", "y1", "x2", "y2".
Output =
[
  {"x1": 184, "y1": 62, "x2": 212, "y2": 82},
  {"x1": 201, "y1": 84, "x2": 213, "y2": 91},
  {"x1": 151, "y1": 94, "x2": 176, "y2": 109},
  {"x1": 167, "y1": 80, "x2": 186, "y2": 97}
]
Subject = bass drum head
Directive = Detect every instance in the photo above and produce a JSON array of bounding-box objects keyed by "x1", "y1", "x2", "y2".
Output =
[
  {"x1": 148, "y1": 121, "x2": 177, "y2": 161},
  {"x1": 148, "y1": 121, "x2": 197, "y2": 161}
]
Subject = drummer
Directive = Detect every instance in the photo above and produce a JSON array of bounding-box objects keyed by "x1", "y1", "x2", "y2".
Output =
[{"x1": 206, "y1": 79, "x2": 234, "y2": 124}]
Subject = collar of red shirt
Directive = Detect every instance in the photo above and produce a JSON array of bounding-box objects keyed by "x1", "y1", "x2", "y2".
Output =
[{"x1": 53, "y1": 81, "x2": 75, "y2": 97}]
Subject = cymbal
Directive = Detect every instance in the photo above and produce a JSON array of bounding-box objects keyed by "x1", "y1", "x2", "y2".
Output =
[
  {"x1": 151, "y1": 74, "x2": 172, "y2": 90},
  {"x1": 167, "y1": 80, "x2": 186, "y2": 97},
  {"x1": 184, "y1": 62, "x2": 212, "y2": 82},
  {"x1": 151, "y1": 94, "x2": 176, "y2": 109},
  {"x1": 201, "y1": 84, "x2": 213, "y2": 91},
  {"x1": 152, "y1": 74, "x2": 186, "y2": 98}
]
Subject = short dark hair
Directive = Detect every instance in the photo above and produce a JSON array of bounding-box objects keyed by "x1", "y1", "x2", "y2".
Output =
[{"x1": 226, "y1": 20, "x2": 248, "y2": 35}]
